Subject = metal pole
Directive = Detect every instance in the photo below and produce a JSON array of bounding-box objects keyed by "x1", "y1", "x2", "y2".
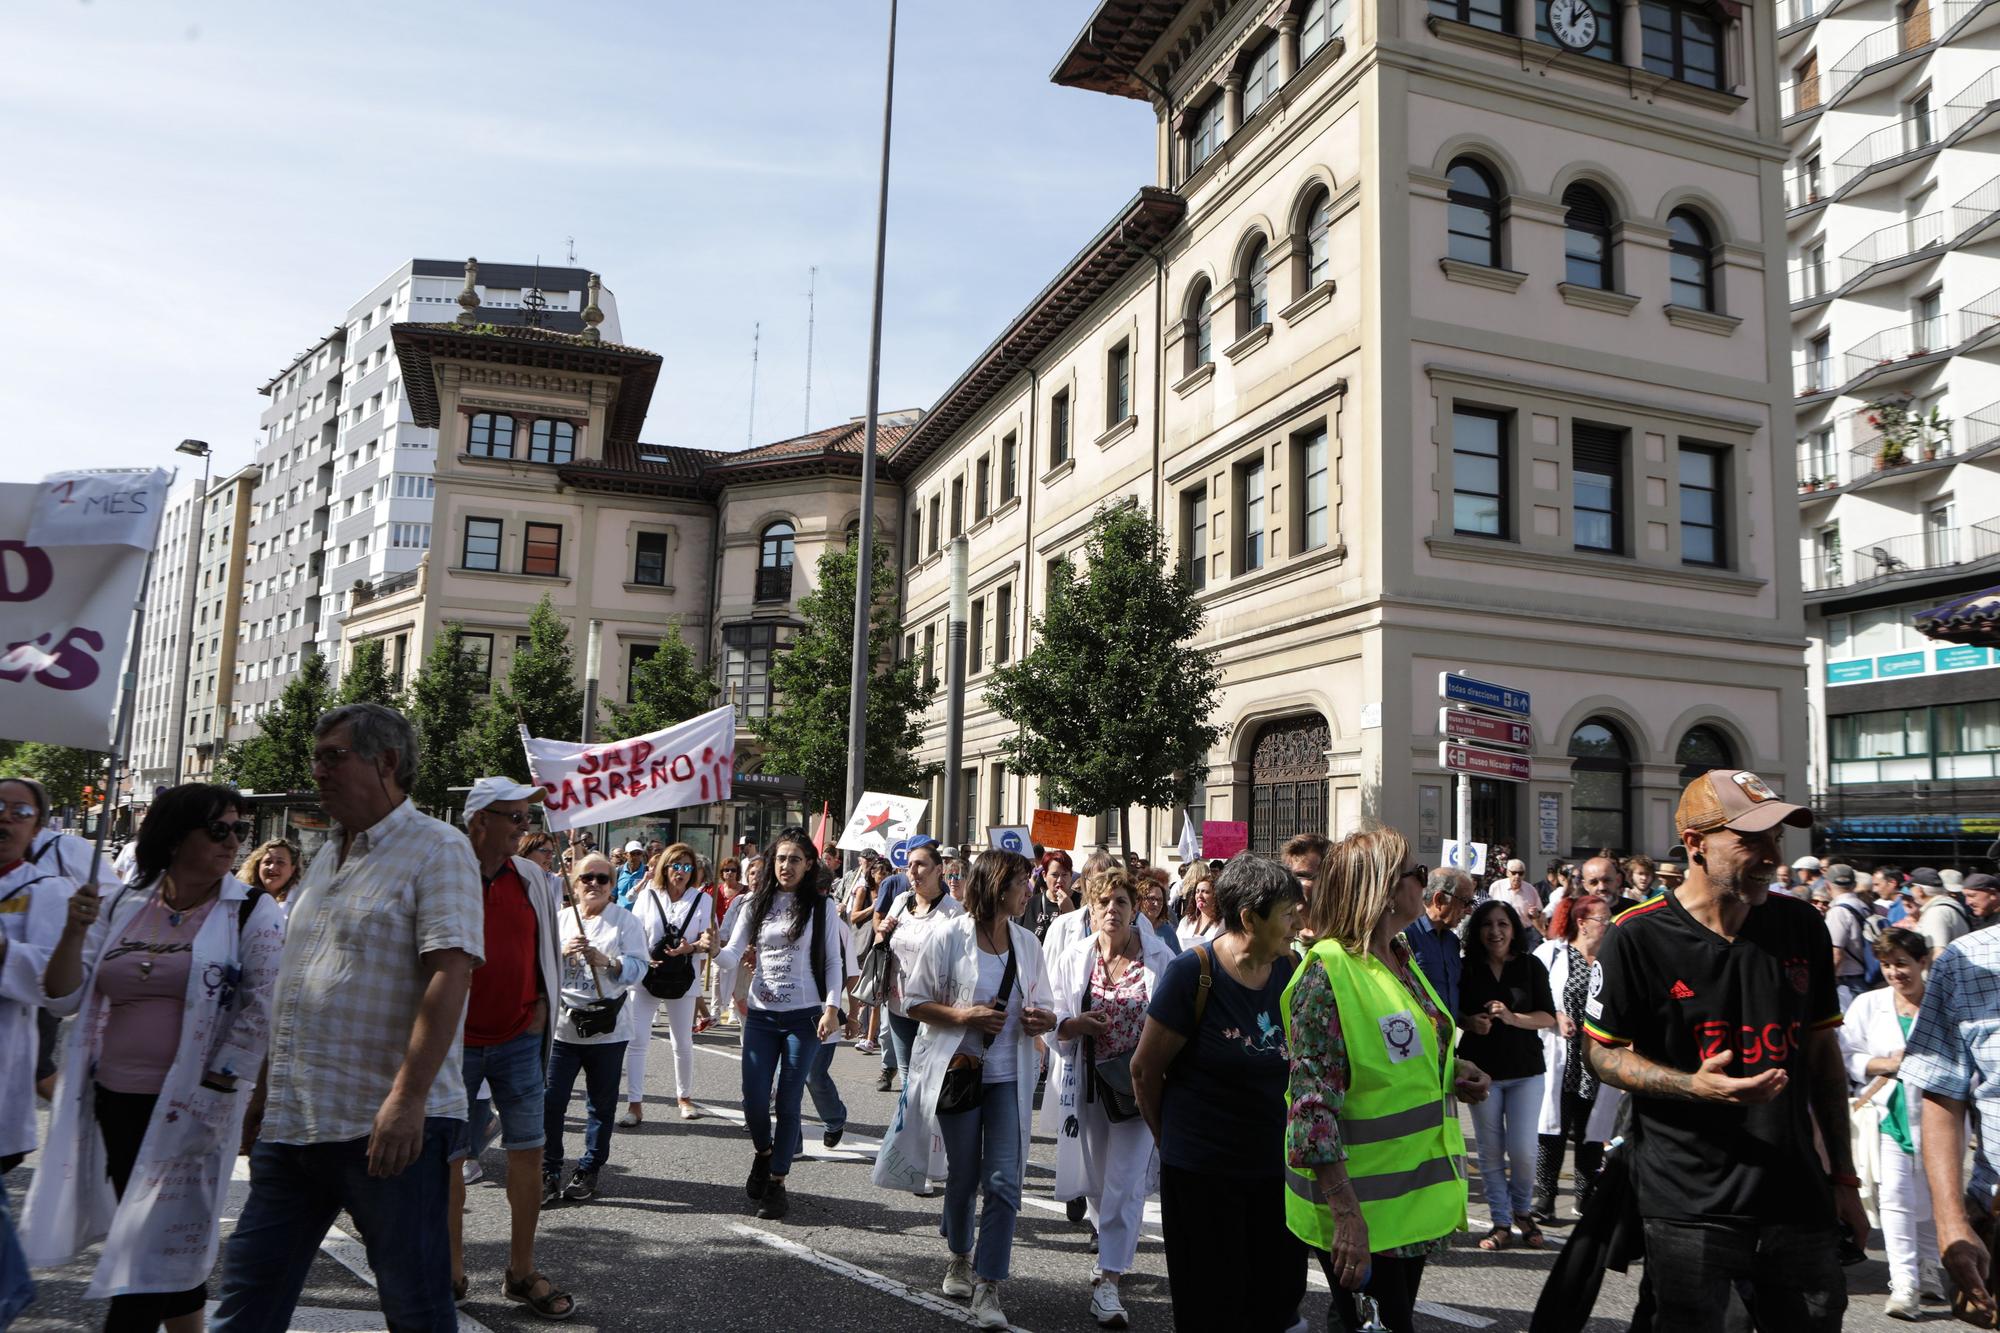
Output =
[
  {"x1": 166, "y1": 446, "x2": 212, "y2": 785},
  {"x1": 942, "y1": 538, "x2": 968, "y2": 850},
  {"x1": 85, "y1": 537, "x2": 160, "y2": 882}
]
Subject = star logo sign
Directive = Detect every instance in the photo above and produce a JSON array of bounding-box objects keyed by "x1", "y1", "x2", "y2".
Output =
[{"x1": 861, "y1": 807, "x2": 898, "y2": 836}]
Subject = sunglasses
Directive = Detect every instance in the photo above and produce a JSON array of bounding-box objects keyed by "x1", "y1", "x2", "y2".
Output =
[
  {"x1": 1404, "y1": 864, "x2": 1430, "y2": 884},
  {"x1": 0, "y1": 801, "x2": 40, "y2": 822},
  {"x1": 484, "y1": 810, "x2": 534, "y2": 827},
  {"x1": 670, "y1": 862, "x2": 694, "y2": 873},
  {"x1": 577, "y1": 872, "x2": 612, "y2": 885},
  {"x1": 206, "y1": 820, "x2": 254, "y2": 843}
]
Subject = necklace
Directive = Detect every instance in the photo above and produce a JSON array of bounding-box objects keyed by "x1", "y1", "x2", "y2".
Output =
[{"x1": 136, "y1": 875, "x2": 217, "y2": 978}]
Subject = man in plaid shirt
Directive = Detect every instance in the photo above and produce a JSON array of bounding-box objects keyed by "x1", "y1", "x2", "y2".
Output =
[{"x1": 214, "y1": 704, "x2": 483, "y2": 1333}]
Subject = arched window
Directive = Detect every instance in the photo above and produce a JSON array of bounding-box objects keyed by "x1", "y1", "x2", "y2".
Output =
[
  {"x1": 528, "y1": 419, "x2": 575, "y2": 464},
  {"x1": 1186, "y1": 278, "x2": 1214, "y2": 373},
  {"x1": 1676, "y1": 725, "x2": 1735, "y2": 783},
  {"x1": 1242, "y1": 237, "x2": 1271, "y2": 331},
  {"x1": 1562, "y1": 183, "x2": 1615, "y2": 289},
  {"x1": 1299, "y1": 0, "x2": 1345, "y2": 59},
  {"x1": 759, "y1": 522, "x2": 795, "y2": 568},
  {"x1": 467, "y1": 413, "x2": 515, "y2": 458},
  {"x1": 845, "y1": 519, "x2": 862, "y2": 547},
  {"x1": 1446, "y1": 158, "x2": 1502, "y2": 268},
  {"x1": 1302, "y1": 187, "x2": 1334, "y2": 288},
  {"x1": 1668, "y1": 208, "x2": 1716, "y2": 311},
  {"x1": 1568, "y1": 718, "x2": 1632, "y2": 855}
]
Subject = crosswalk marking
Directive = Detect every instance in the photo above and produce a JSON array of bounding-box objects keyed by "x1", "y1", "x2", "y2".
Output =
[{"x1": 728, "y1": 1222, "x2": 1040, "y2": 1332}]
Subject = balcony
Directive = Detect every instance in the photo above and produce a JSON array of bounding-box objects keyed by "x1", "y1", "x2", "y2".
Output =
[
  {"x1": 1790, "y1": 258, "x2": 1834, "y2": 306},
  {"x1": 1824, "y1": 0, "x2": 1982, "y2": 108},
  {"x1": 1839, "y1": 211, "x2": 1946, "y2": 285},
  {"x1": 1795, "y1": 355, "x2": 1837, "y2": 397},
  {"x1": 1782, "y1": 76, "x2": 1823, "y2": 122},
  {"x1": 1951, "y1": 172, "x2": 2000, "y2": 243},
  {"x1": 1839, "y1": 291, "x2": 2000, "y2": 387},
  {"x1": 1798, "y1": 438, "x2": 1859, "y2": 491},
  {"x1": 1807, "y1": 520, "x2": 2000, "y2": 593},
  {"x1": 754, "y1": 563, "x2": 794, "y2": 603}
]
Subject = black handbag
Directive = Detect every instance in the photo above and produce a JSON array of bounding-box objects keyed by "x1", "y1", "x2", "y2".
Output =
[
  {"x1": 936, "y1": 943, "x2": 1018, "y2": 1116},
  {"x1": 564, "y1": 906, "x2": 629, "y2": 1038},
  {"x1": 1080, "y1": 955, "x2": 1141, "y2": 1122},
  {"x1": 642, "y1": 892, "x2": 700, "y2": 1000}
]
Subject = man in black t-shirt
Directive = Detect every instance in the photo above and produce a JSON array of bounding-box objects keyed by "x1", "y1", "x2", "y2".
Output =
[{"x1": 1585, "y1": 769, "x2": 1863, "y2": 1333}]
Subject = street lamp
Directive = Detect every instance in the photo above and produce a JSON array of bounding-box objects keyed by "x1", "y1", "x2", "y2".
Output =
[{"x1": 167, "y1": 439, "x2": 213, "y2": 785}]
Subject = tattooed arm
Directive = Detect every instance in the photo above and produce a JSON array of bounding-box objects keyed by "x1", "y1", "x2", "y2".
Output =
[{"x1": 1587, "y1": 1039, "x2": 1789, "y2": 1104}]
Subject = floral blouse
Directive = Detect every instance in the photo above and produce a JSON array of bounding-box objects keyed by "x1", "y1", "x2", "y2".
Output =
[
  {"x1": 1285, "y1": 935, "x2": 1451, "y2": 1258},
  {"x1": 1088, "y1": 947, "x2": 1151, "y2": 1058}
]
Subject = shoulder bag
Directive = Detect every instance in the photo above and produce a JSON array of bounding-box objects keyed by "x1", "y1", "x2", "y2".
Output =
[
  {"x1": 852, "y1": 891, "x2": 908, "y2": 1010},
  {"x1": 642, "y1": 891, "x2": 699, "y2": 1000},
  {"x1": 1082, "y1": 947, "x2": 1142, "y2": 1122},
  {"x1": 565, "y1": 906, "x2": 629, "y2": 1038},
  {"x1": 936, "y1": 939, "x2": 1018, "y2": 1116}
]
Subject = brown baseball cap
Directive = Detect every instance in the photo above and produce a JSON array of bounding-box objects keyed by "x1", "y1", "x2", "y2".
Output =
[{"x1": 1676, "y1": 769, "x2": 1814, "y2": 836}]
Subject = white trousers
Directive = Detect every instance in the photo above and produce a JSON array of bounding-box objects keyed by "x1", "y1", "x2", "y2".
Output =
[
  {"x1": 1879, "y1": 1133, "x2": 1940, "y2": 1297},
  {"x1": 625, "y1": 987, "x2": 699, "y2": 1102},
  {"x1": 1082, "y1": 1112, "x2": 1156, "y2": 1276}
]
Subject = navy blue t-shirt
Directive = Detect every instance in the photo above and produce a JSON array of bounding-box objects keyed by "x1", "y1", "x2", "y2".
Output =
[
  {"x1": 872, "y1": 872, "x2": 910, "y2": 917},
  {"x1": 1146, "y1": 944, "x2": 1296, "y2": 1178}
]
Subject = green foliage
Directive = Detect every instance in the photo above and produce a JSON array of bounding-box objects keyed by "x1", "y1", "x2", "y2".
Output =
[
  {"x1": 337, "y1": 638, "x2": 403, "y2": 709},
  {"x1": 985, "y1": 504, "x2": 1222, "y2": 857},
  {"x1": 407, "y1": 623, "x2": 490, "y2": 812},
  {"x1": 474, "y1": 595, "x2": 583, "y2": 781},
  {"x1": 12, "y1": 742, "x2": 105, "y2": 810},
  {"x1": 602, "y1": 618, "x2": 718, "y2": 740},
  {"x1": 216, "y1": 651, "x2": 331, "y2": 794},
  {"x1": 763, "y1": 539, "x2": 935, "y2": 812}
]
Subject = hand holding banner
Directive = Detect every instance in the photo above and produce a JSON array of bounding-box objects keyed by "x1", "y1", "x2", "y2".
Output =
[{"x1": 522, "y1": 705, "x2": 735, "y2": 832}]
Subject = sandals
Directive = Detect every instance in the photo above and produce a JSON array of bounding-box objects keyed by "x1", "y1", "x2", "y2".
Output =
[
  {"x1": 452, "y1": 1275, "x2": 470, "y2": 1305},
  {"x1": 504, "y1": 1269, "x2": 576, "y2": 1321},
  {"x1": 1478, "y1": 1225, "x2": 1512, "y2": 1251},
  {"x1": 1517, "y1": 1219, "x2": 1546, "y2": 1249}
]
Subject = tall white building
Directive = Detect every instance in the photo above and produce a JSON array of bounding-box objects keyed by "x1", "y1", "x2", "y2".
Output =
[
  {"x1": 126, "y1": 478, "x2": 199, "y2": 806},
  {"x1": 1783, "y1": 0, "x2": 2000, "y2": 863}
]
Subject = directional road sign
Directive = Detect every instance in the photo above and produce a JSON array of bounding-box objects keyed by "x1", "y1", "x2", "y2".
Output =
[
  {"x1": 1438, "y1": 672, "x2": 1531, "y2": 718},
  {"x1": 1439, "y1": 708, "x2": 1532, "y2": 750},
  {"x1": 1440, "y1": 741, "x2": 1532, "y2": 783}
]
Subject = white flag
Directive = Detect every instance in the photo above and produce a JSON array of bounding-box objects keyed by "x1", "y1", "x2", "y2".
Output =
[
  {"x1": 522, "y1": 704, "x2": 735, "y2": 832},
  {"x1": 1178, "y1": 811, "x2": 1200, "y2": 862}
]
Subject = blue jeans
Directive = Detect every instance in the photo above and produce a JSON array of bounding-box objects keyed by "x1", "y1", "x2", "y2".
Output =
[
  {"x1": 212, "y1": 1118, "x2": 461, "y2": 1333},
  {"x1": 0, "y1": 1187, "x2": 32, "y2": 1327},
  {"x1": 742, "y1": 1007, "x2": 822, "y2": 1177},
  {"x1": 459, "y1": 1026, "x2": 549, "y2": 1157},
  {"x1": 938, "y1": 1081, "x2": 1023, "y2": 1281},
  {"x1": 795, "y1": 1039, "x2": 848, "y2": 1154},
  {"x1": 1470, "y1": 1073, "x2": 1543, "y2": 1228},
  {"x1": 543, "y1": 1039, "x2": 626, "y2": 1175},
  {"x1": 883, "y1": 1010, "x2": 919, "y2": 1074}
]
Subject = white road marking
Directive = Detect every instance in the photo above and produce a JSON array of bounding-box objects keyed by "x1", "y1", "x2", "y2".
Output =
[
  {"x1": 728, "y1": 1222, "x2": 1039, "y2": 1332},
  {"x1": 1301, "y1": 1267, "x2": 1494, "y2": 1327},
  {"x1": 691, "y1": 1100, "x2": 883, "y2": 1161}
]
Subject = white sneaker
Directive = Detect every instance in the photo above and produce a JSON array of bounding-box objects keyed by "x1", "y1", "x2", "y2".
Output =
[
  {"x1": 941, "y1": 1253, "x2": 974, "y2": 1299},
  {"x1": 970, "y1": 1280, "x2": 1008, "y2": 1330},
  {"x1": 616, "y1": 1109, "x2": 641, "y2": 1128},
  {"x1": 1090, "y1": 1279, "x2": 1129, "y2": 1329},
  {"x1": 460, "y1": 1157, "x2": 482, "y2": 1186},
  {"x1": 1884, "y1": 1289, "x2": 1922, "y2": 1320}
]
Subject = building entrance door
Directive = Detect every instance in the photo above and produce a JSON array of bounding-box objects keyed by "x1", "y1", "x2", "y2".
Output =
[{"x1": 1249, "y1": 715, "x2": 1331, "y2": 854}]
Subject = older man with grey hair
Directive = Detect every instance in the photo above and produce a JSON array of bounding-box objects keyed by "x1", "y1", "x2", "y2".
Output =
[
  {"x1": 1403, "y1": 867, "x2": 1475, "y2": 1015},
  {"x1": 215, "y1": 703, "x2": 485, "y2": 1333}
]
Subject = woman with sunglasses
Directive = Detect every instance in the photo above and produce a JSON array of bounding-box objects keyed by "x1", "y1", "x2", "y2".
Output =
[
  {"x1": 517, "y1": 831, "x2": 564, "y2": 904},
  {"x1": 31, "y1": 784, "x2": 284, "y2": 1332},
  {"x1": 715, "y1": 826, "x2": 846, "y2": 1221},
  {"x1": 622, "y1": 843, "x2": 713, "y2": 1127}
]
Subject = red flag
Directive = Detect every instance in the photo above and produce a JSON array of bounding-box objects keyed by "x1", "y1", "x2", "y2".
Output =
[{"x1": 811, "y1": 801, "x2": 831, "y2": 852}]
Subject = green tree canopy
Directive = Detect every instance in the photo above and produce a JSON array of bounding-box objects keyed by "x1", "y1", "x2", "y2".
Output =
[
  {"x1": 985, "y1": 504, "x2": 1222, "y2": 858},
  {"x1": 337, "y1": 637, "x2": 403, "y2": 709},
  {"x1": 407, "y1": 622, "x2": 489, "y2": 812},
  {"x1": 474, "y1": 594, "x2": 583, "y2": 781},
  {"x1": 763, "y1": 538, "x2": 935, "y2": 813},
  {"x1": 12, "y1": 742, "x2": 105, "y2": 811},
  {"x1": 216, "y1": 651, "x2": 331, "y2": 795},
  {"x1": 602, "y1": 618, "x2": 719, "y2": 740}
]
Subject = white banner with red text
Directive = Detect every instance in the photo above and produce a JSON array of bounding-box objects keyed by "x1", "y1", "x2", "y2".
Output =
[{"x1": 521, "y1": 704, "x2": 736, "y2": 832}]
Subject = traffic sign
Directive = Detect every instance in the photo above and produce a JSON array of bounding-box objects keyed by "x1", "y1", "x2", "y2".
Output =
[
  {"x1": 1439, "y1": 708, "x2": 1532, "y2": 750},
  {"x1": 1438, "y1": 672, "x2": 1531, "y2": 717},
  {"x1": 1443, "y1": 839, "x2": 1488, "y2": 875},
  {"x1": 1439, "y1": 741, "x2": 1532, "y2": 783}
]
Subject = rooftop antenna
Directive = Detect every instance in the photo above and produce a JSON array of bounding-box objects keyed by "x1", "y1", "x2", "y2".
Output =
[
  {"x1": 566, "y1": 235, "x2": 577, "y2": 264},
  {"x1": 804, "y1": 267, "x2": 817, "y2": 433},
  {"x1": 521, "y1": 256, "x2": 548, "y2": 328},
  {"x1": 747, "y1": 321, "x2": 761, "y2": 448}
]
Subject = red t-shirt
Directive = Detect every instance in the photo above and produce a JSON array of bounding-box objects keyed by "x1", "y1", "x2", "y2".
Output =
[{"x1": 465, "y1": 863, "x2": 543, "y2": 1047}]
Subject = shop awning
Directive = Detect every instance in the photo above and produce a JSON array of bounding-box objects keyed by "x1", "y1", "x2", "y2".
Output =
[{"x1": 1913, "y1": 586, "x2": 2000, "y2": 649}]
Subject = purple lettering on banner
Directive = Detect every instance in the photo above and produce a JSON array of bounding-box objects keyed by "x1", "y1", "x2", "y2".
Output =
[{"x1": 0, "y1": 541, "x2": 54, "y2": 602}]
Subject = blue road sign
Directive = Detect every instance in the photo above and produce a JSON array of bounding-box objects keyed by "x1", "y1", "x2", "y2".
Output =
[{"x1": 1438, "y1": 671, "x2": 1531, "y2": 717}]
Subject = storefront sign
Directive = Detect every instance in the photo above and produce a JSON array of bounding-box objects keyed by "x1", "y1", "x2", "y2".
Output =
[
  {"x1": 1827, "y1": 645, "x2": 1996, "y2": 686},
  {"x1": 1878, "y1": 652, "x2": 1926, "y2": 678}
]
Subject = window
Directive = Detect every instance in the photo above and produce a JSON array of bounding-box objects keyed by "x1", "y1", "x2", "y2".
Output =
[
  {"x1": 1806, "y1": 331, "x2": 1831, "y2": 390},
  {"x1": 1667, "y1": 209, "x2": 1716, "y2": 311},
  {"x1": 1446, "y1": 159, "x2": 1502, "y2": 268},
  {"x1": 1242, "y1": 240, "x2": 1270, "y2": 329},
  {"x1": 1185, "y1": 280, "x2": 1214, "y2": 374},
  {"x1": 1452, "y1": 409, "x2": 1509, "y2": 538},
  {"x1": 1537, "y1": 0, "x2": 1617, "y2": 57},
  {"x1": 468, "y1": 414, "x2": 514, "y2": 458},
  {"x1": 521, "y1": 523, "x2": 561, "y2": 576},
  {"x1": 1572, "y1": 422, "x2": 1625, "y2": 553},
  {"x1": 922, "y1": 623, "x2": 937, "y2": 689},
  {"x1": 723, "y1": 623, "x2": 780, "y2": 721},
  {"x1": 1562, "y1": 183, "x2": 1615, "y2": 289},
  {"x1": 1431, "y1": 0, "x2": 1510, "y2": 32},
  {"x1": 1285, "y1": 427, "x2": 1328, "y2": 554},
  {"x1": 1304, "y1": 189, "x2": 1333, "y2": 288},
  {"x1": 995, "y1": 584, "x2": 1013, "y2": 663},
  {"x1": 1301, "y1": 0, "x2": 1343, "y2": 56},
  {"x1": 1000, "y1": 432, "x2": 1018, "y2": 501},
  {"x1": 1832, "y1": 707, "x2": 1933, "y2": 783},
  {"x1": 970, "y1": 596, "x2": 986, "y2": 672},
  {"x1": 1240, "y1": 460, "x2": 1266, "y2": 572},
  {"x1": 1641, "y1": 0, "x2": 1722, "y2": 89},
  {"x1": 1676, "y1": 725, "x2": 1735, "y2": 783},
  {"x1": 975, "y1": 456, "x2": 991, "y2": 520},
  {"x1": 1568, "y1": 719, "x2": 1631, "y2": 854},
  {"x1": 528, "y1": 419, "x2": 576, "y2": 464},
  {"x1": 1914, "y1": 288, "x2": 1944, "y2": 351},
  {"x1": 1051, "y1": 389, "x2": 1073, "y2": 466},
  {"x1": 908, "y1": 506, "x2": 923, "y2": 565},
  {"x1": 627, "y1": 644, "x2": 658, "y2": 702},
  {"x1": 1187, "y1": 92, "x2": 1225, "y2": 172},
  {"x1": 1242, "y1": 34, "x2": 1282, "y2": 118},
  {"x1": 462, "y1": 517, "x2": 502, "y2": 571},
  {"x1": 990, "y1": 762, "x2": 1008, "y2": 826},
  {"x1": 634, "y1": 531, "x2": 668, "y2": 586},
  {"x1": 951, "y1": 477, "x2": 965, "y2": 536},
  {"x1": 1679, "y1": 445, "x2": 1725, "y2": 565},
  {"x1": 461, "y1": 632, "x2": 494, "y2": 690},
  {"x1": 927, "y1": 496, "x2": 941, "y2": 553},
  {"x1": 757, "y1": 522, "x2": 795, "y2": 601},
  {"x1": 1909, "y1": 87, "x2": 1935, "y2": 148},
  {"x1": 390, "y1": 522, "x2": 430, "y2": 549},
  {"x1": 1109, "y1": 341, "x2": 1133, "y2": 424},
  {"x1": 961, "y1": 768, "x2": 980, "y2": 846}
]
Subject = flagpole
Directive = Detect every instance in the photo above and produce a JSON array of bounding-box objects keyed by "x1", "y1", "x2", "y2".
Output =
[{"x1": 86, "y1": 539, "x2": 158, "y2": 885}]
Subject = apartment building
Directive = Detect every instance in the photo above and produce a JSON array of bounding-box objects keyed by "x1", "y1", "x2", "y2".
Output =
[
  {"x1": 125, "y1": 478, "x2": 199, "y2": 806},
  {"x1": 179, "y1": 466, "x2": 258, "y2": 781},
  {"x1": 1782, "y1": 0, "x2": 2000, "y2": 862}
]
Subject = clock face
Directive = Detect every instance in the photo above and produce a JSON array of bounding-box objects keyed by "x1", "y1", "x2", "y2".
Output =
[{"x1": 1550, "y1": 0, "x2": 1599, "y2": 49}]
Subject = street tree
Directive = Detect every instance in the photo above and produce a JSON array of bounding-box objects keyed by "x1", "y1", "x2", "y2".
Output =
[
  {"x1": 985, "y1": 503, "x2": 1223, "y2": 860},
  {"x1": 602, "y1": 619, "x2": 719, "y2": 740},
  {"x1": 763, "y1": 539, "x2": 935, "y2": 813},
  {"x1": 12, "y1": 742, "x2": 104, "y2": 812},
  {"x1": 407, "y1": 623, "x2": 489, "y2": 812},
  {"x1": 336, "y1": 637, "x2": 403, "y2": 709},
  {"x1": 475, "y1": 594, "x2": 582, "y2": 781},
  {"x1": 217, "y1": 651, "x2": 332, "y2": 795}
]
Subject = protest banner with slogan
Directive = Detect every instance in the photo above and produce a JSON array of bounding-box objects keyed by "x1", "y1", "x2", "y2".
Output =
[
  {"x1": 987, "y1": 825, "x2": 1033, "y2": 855},
  {"x1": 0, "y1": 470, "x2": 169, "y2": 750},
  {"x1": 1029, "y1": 808, "x2": 1079, "y2": 851},
  {"x1": 836, "y1": 792, "x2": 928, "y2": 856},
  {"x1": 1202, "y1": 820, "x2": 1249, "y2": 859},
  {"x1": 522, "y1": 704, "x2": 735, "y2": 832}
]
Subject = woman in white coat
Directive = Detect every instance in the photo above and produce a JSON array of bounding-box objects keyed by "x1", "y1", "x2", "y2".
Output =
[
  {"x1": 1840, "y1": 925, "x2": 1940, "y2": 1320},
  {"x1": 1529, "y1": 893, "x2": 1620, "y2": 1223},
  {"x1": 621, "y1": 844, "x2": 714, "y2": 1126},
  {"x1": 874, "y1": 849, "x2": 1057, "y2": 1332},
  {"x1": 1050, "y1": 866, "x2": 1175, "y2": 1330},
  {"x1": 28, "y1": 784, "x2": 283, "y2": 1333}
]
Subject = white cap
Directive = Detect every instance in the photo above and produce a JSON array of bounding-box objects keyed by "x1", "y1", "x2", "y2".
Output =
[
  {"x1": 624, "y1": 840, "x2": 645, "y2": 853},
  {"x1": 1942, "y1": 868, "x2": 1964, "y2": 892},
  {"x1": 464, "y1": 777, "x2": 546, "y2": 818},
  {"x1": 1792, "y1": 855, "x2": 1822, "y2": 871}
]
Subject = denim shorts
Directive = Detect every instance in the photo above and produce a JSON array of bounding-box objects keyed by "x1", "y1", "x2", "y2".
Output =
[{"x1": 456, "y1": 1026, "x2": 548, "y2": 1157}]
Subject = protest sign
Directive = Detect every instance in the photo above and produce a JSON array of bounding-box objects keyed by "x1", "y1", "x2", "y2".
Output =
[
  {"x1": 1029, "y1": 809, "x2": 1078, "y2": 850},
  {"x1": 1202, "y1": 820, "x2": 1249, "y2": 859},
  {"x1": 987, "y1": 825, "x2": 1033, "y2": 855},
  {"x1": 521, "y1": 704, "x2": 734, "y2": 832},
  {"x1": 836, "y1": 793, "x2": 928, "y2": 855}
]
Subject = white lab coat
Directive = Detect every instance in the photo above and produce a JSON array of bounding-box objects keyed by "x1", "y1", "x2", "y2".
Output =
[
  {"x1": 882, "y1": 888, "x2": 965, "y2": 1019},
  {"x1": 1839, "y1": 986, "x2": 1924, "y2": 1150},
  {"x1": 1047, "y1": 929, "x2": 1173, "y2": 1203},
  {"x1": 873, "y1": 916, "x2": 1053, "y2": 1194},
  {"x1": 0, "y1": 859, "x2": 74, "y2": 1159},
  {"x1": 27, "y1": 828, "x2": 122, "y2": 895},
  {"x1": 1532, "y1": 941, "x2": 1622, "y2": 1141},
  {"x1": 24, "y1": 874, "x2": 284, "y2": 1299}
]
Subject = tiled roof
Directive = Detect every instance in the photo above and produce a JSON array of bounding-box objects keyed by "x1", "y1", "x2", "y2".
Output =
[
  {"x1": 559, "y1": 441, "x2": 725, "y2": 498},
  {"x1": 716, "y1": 419, "x2": 916, "y2": 468},
  {"x1": 1914, "y1": 585, "x2": 2000, "y2": 648},
  {"x1": 392, "y1": 321, "x2": 662, "y2": 447}
]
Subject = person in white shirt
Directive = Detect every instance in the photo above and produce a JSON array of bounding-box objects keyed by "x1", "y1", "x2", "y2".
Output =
[
  {"x1": 714, "y1": 827, "x2": 845, "y2": 1222},
  {"x1": 1908, "y1": 868, "x2": 1972, "y2": 956},
  {"x1": 621, "y1": 843, "x2": 714, "y2": 1127},
  {"x1": 1490, "y1": 860, "x2": 1544, "y2": 933},
  {"x1": 1175, "y1": 876, "x2": 1224, "y2": 949},
  {"x1": 0, "y1": 778, "x2": 76, "y2": 1168}
]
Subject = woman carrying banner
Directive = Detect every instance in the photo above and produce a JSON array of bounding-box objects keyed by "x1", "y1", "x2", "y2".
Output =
[{"x1": 621, "y1": 844, "x2": 713, "y2": 1127}]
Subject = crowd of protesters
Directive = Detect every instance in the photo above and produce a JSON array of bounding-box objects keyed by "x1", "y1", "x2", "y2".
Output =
[{"x1": 5, "y1": 710, "x2": 2000, "y2": 1332}]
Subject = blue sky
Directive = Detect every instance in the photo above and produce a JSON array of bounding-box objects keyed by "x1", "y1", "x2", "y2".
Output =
[{"x1": 1, "y1": 2, "x2": 1153, "y2": 477}]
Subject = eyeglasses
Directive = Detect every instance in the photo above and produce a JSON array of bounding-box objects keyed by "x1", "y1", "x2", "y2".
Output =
[
  {"x1": 483, "y1": 810, "x2": 534, "y2": 827},
  {"x1": 577, "y1": 873, "x2": 612, "y2": 885},
  {"x1": 1452, "y1": 896, "x2": 1477, "y2": 909},
  {"x1": 670, "y1": 862, "x2": 694, "y2": 873},
  {"x1": 310, "y1": 746, "x2": 355, "y2": 769},
  {"x1": 206, "y1": 820, "x2": 254, "y2": 843},
  {"x1": 0, "y1": 801, "x2": 39, "y2": 822},
  {"x1": 944, "y1": 871, "x2": 965, "y2": 882}
]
